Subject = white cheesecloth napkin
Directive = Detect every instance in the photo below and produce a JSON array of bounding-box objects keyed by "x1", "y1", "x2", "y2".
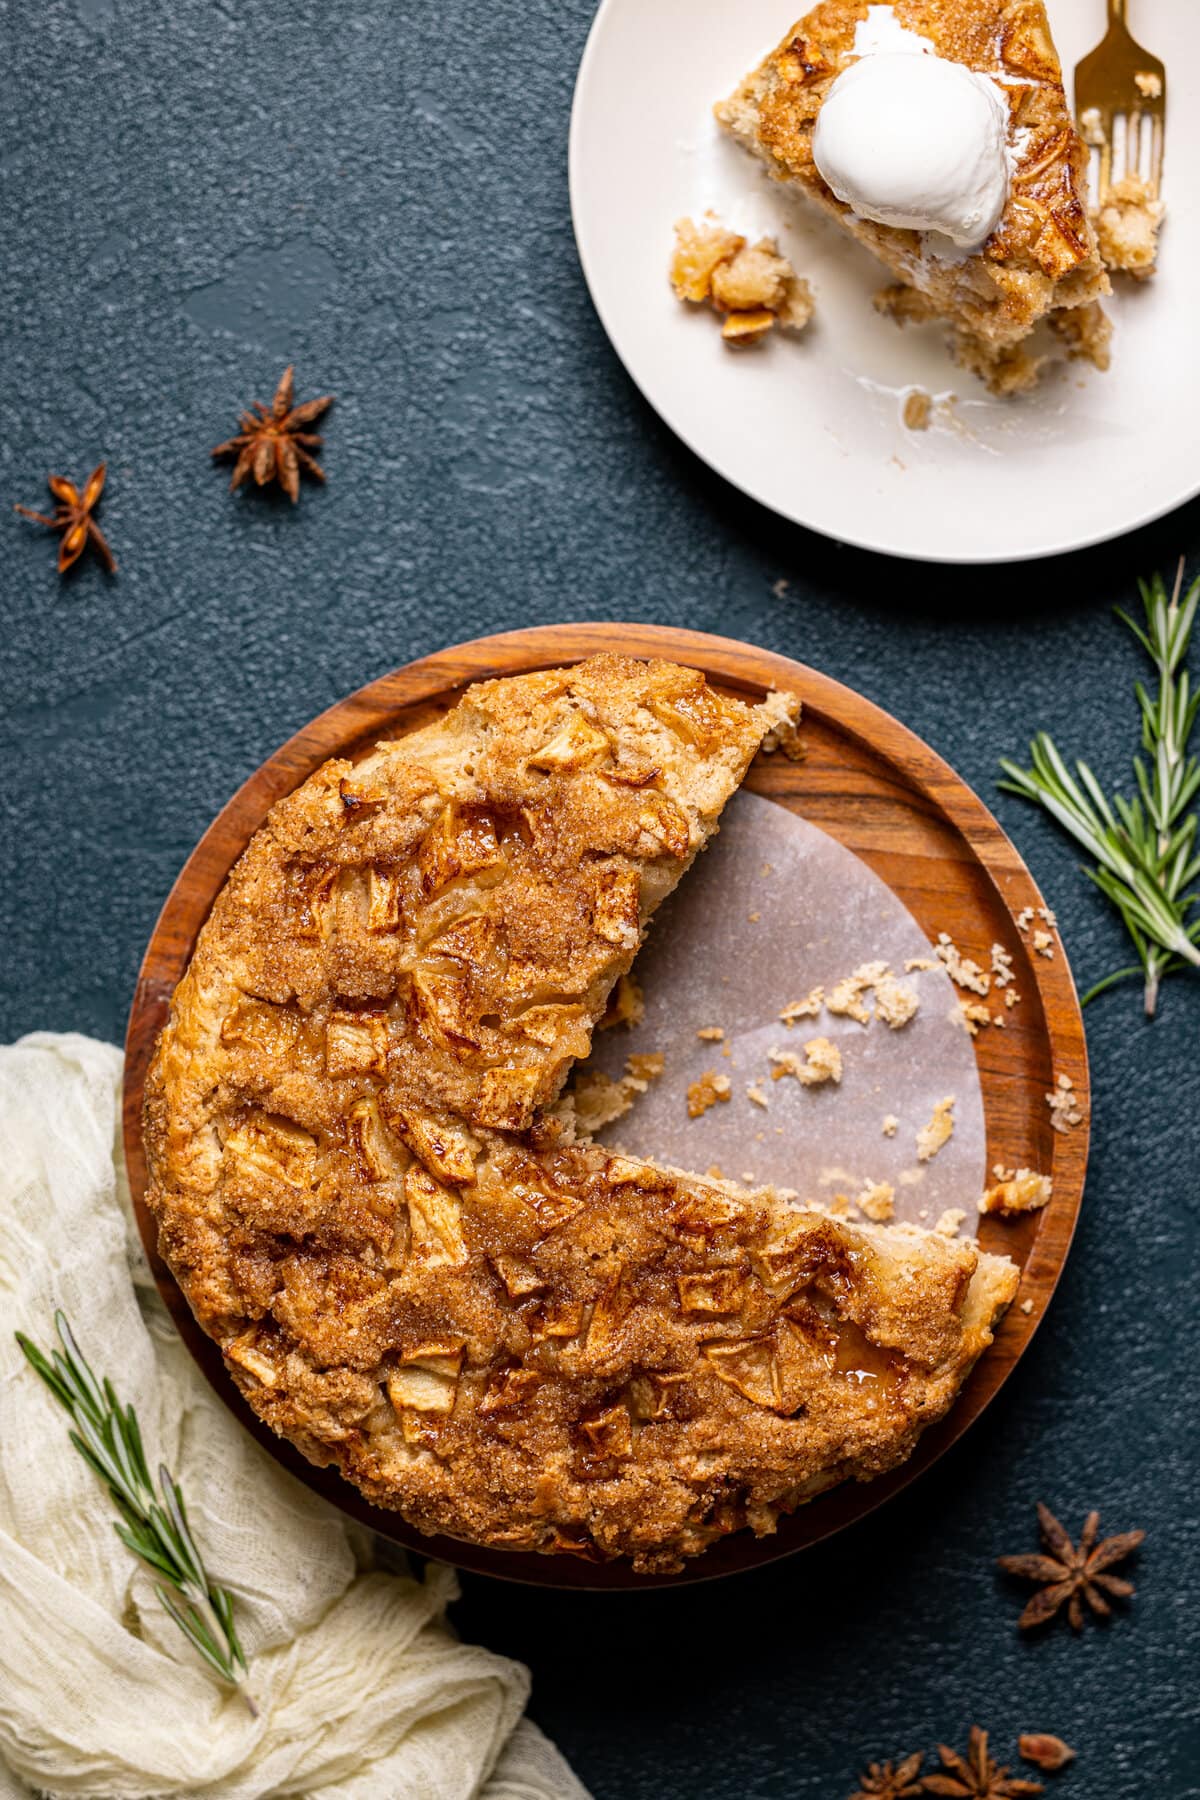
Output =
[{"x1": 0, "y1": 1033, "x2": 590, "y2": 1800}]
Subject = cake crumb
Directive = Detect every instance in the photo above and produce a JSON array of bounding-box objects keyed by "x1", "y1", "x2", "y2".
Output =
[
  {"x1": 882, "y1": 1113, "x2": 899, "y2": 1137},
  {"x1": 772, "y1": 579, "x2": 789, "y2": 598},
  {"x1": 748, "y1": 911, "x2": 761, "y2": 923},
  {"x1": 934, "y1": 1207, "x2": 967, "y2": 1238},
  {"x1": 991, "y1": 944, "x2": 1015, "y2": 989},
  {"x1": 1015, "y1": 907, "x2": 1034, "y2": 933},
  {"x1": 980, "y1": 1169, "x2": 1052, "y2": 1215},
  {"x1": 687, "y1": 1070, "x2": 732, "y2": 1118},
  {"x1": 759, "y1": 689, "x2": 805, "y2": 761},
  {"x1": 1047, "y1": 1074, "x2": 1083, "y2": 1134},
  {"x1": 1098, "y1": 171, "x2": 1166, "y2": 277},
  {"x1": 1135, "y1": 70, "x2": 1163, "y2": 99},
  {"x1": 671, "y1": 215, "x2": 816, "y2": 343},
  {"x1": 746, "y1": 1082, "x2": 770, "y2": 1110},
  {"x1": 916, "y1": 1096, "x2": 956, "y2": 1163},
  {"x1": 1032, "y1": 930, "x2": 1055, "y2": 959},
  {"x1": 935, "y1": 931, "x2": 990, "y2": 996},
  {"x1": 780, "y1": 988, "x2": 824, "y2": 1025},
  {"x1": 1020, "y1": 1297, "x2": 1034, "y2": 1315},
  {"x1": 769, "y1": 1037, "x2": 843, "y2": 1087},
  {"x1": 873, "y1": 972, "x2": 919, "y2": 1029},
  {"x1": 1080, "y1": 105, "x2": 1105, "y2": 146},
  {"x1": 902, "y1": 389, "x2": 932, "y2": 431},
  {"x1": 951, "y1": 998, "x2": 994, "y2": 1037},
  {"x1": 570, "y1": 1053, "x2": 663, "y2": 1134},
  {"x1": 827, "y1": 961, "x2": 890, "y2": 1025},
  {"x1": 696, "y1": 1026, "x2": 725, "y2": 1041},
  {"x1": 1005, "y1": 988, "x2": 1020, "y2": 1009},
  {"x1": 600, "y1": 971, "x2": 644, "y2": 1030},
  {"x1": 904, "y1": 956, "x2": 936, "y2": 972},
  {"x1": 856, "y1": 1180, "x2": 896, "y2": 1223}
]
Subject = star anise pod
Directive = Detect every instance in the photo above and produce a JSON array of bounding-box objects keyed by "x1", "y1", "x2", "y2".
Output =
[
  {"x1": 14, "y1": 462, "x2": 116, "y2": 572},
  {"x1": 848, "y1": 1752, "x2": 924, "y2": 1798},
  {"x1": 997, "y1": 1502, "x2": 1145, "y2": 1631},
  {"x1": 921, "y1": 1727, "x2": 1042, "y2": 1798},
  {"x1": 212, "y1": 365, "x2": 333, "y2": 503}
]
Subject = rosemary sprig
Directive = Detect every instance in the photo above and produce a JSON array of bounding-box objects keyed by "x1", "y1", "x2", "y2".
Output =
[
  {"x1": 999, "y1": 560, "x2": 1200, "y2": 1017},
  {"x1": 15, "y1": 1311, "x2": 256, "y2": 1713}
]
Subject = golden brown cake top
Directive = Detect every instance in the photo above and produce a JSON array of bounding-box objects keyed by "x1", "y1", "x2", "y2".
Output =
[
  {"x1": 144, "y1": 654, "x2": 1017, "y2": 1571},
  {"x1": 717, "y1": 0, "x2": 1098, "y2": 284}
]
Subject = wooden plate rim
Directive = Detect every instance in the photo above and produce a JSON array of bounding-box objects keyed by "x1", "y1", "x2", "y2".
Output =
[{"x1": 123, "y1": 623, "x2": 1089, "y2": 1589}]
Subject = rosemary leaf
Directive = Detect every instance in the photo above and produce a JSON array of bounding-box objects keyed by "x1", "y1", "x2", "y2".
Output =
[
  {"x1": 999, "y1": 560, "x2": 1200, "y2": 1017},
  {"x1": 15, "y1": 1311, "x2": 255, "y2": 1711}
]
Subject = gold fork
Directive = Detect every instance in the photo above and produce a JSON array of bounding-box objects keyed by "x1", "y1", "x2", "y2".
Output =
[{"x1": 1075, "y1": 0, "x2": 1167, "y2": 207}]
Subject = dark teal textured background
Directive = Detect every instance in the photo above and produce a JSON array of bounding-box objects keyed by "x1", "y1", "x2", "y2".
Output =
[{"x1": 2, "y1": 2, "x2": 1197, "y2": 1795}]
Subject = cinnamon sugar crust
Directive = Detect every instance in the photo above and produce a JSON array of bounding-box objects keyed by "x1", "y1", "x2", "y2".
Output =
[{"x1": 145, "y1": 654, "x2": 1017, "y2": 1571}]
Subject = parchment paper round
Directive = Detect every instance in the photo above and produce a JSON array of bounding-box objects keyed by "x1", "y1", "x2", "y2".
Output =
[{"x1": 583, "y1": 791, "x2": 987, "y2": 1230}]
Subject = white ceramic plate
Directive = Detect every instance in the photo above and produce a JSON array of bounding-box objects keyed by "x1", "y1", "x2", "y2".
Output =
[{"x1": 569, "y1": 0, "x2": 1198, "y2": 563}]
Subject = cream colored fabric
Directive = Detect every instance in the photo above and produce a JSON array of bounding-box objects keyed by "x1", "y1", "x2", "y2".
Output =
[{"x1": 0, "y1": 1034, "x2": 589, "y2": 1800}]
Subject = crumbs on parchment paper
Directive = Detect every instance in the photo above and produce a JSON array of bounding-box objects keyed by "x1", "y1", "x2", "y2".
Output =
[
  {"x1": 916, "y1": 1095, "x2": 956, "y2": 1162},
  {"x1": 696, "y1": 1026, "x2": 724, "y2": 1041},
  {"x1": 746, "y1": 1082, "x2": 770, "y2": 1110},
  {"x1": 874, "y1": 972, "x2": 919, "y2": 1028},
  {"x1": 1047, "y1": 1074, "x2": 1084, "y2": 1133},
  {"x1": 770, "y1": 1037, "x2": 843, "y2": 1087},
  {"x1": 687, "y1": 1070, "x2": 732, "y2": 1118},
  {"x1": 934, "y1": 1207, "x2": 967, "y2": 1237},
  {"x1": 882, "y1": 1113, "x2": 899, "y2": 1137},
  {"x1": 780, "y1": 988, "x2": 824, "y2": 1025},
  {"x1": 827, "y1": 961, "x2": 889, "y2": 1024},
  {"x1": 780, "y1": 965, "x2": 918, "y2": 1030}
]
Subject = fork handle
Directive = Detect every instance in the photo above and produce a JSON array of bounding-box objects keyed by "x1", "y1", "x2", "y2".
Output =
[{"x1": 1108, "y1": 0, "x2": 1126, "y2": 21}]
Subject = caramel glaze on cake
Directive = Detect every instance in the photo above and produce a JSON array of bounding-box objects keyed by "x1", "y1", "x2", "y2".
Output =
[
  {"x1": 145, "y1": 655, "x2": 1018, "y2": 1572},
  {"x1": 716, "y1": 0, "x2": 1111, "y2": 392}
]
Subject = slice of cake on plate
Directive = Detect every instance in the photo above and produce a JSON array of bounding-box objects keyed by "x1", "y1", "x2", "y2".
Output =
[{"x1": 716, "y1": 0, "x2": 1111, "y2": 393}]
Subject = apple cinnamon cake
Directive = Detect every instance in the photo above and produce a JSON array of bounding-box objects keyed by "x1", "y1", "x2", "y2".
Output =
[
  {"x1": 715, "y1": 0, "x2": 1111, "y2": 394},
  {"x1": 145, "y1": 654, "x2": 1018, "y2": 1571}
]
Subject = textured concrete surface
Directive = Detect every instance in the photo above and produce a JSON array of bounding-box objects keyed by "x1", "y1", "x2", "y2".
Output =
[{"x1": 2, "y1": 2, "x2": 1198, "y2": 1795}]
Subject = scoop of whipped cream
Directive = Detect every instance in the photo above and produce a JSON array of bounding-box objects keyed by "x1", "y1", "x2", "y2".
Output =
[{"x1": 812, "y1": 49, "x2": 1012, "y2": 252}]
